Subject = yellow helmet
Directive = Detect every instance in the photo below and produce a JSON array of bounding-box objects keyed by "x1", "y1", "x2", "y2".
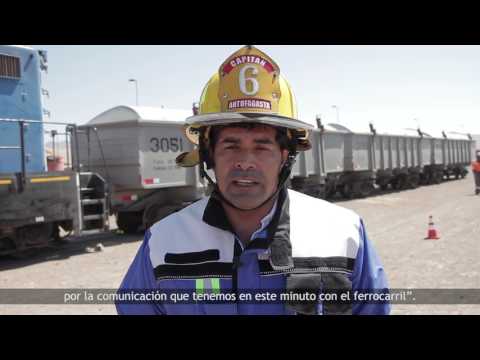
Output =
[
  {"x1": 198, "y1": 71, "x2": 298, "y2": 119},
  {"x1": 176, "y1": 45, "x2": 313, "y2": 167}
]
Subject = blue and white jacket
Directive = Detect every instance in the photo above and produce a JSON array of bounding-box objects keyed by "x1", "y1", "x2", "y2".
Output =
[{"x1": 116, "y1": 188, "x2": 390, "y2": 315}]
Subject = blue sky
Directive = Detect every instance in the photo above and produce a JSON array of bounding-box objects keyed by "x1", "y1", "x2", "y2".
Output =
[{"x1": 36, "y1": 45, "x2": 480, "y2": 135}]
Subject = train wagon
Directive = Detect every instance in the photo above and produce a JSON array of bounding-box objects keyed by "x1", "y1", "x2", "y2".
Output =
[
  {"x1": 290, "y1": 126, "x2": 325, "y2": 198},
  {"x1": 289, "y1": 119, "x2": 476, "y2": 200},
  {"x1": 74, "y1": 105, "x2": 206, "y2": 233},
  {"x1": 373, "y1": 128, "x2": 424, "y2": 190},
  {"x1": 444, "y1": 132, "x2": 471, "y2": 179},
  {"x1": 290, "y1": 121, "x2": 377, "y2": 199},
  {"x1": 321, "y1": 123, "x2": 376, "y2": 198}
]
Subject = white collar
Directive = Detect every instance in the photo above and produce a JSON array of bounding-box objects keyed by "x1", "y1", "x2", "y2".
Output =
[{"x1": 250, "y1": 199, "x2": 278, "y2": 240}]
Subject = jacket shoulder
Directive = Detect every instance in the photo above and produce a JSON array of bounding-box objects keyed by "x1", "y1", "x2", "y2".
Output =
[
  {"x1": 288, "y1": 189, "x2": 362, "y2": 259},
  {"x1": 147, "y1": 197, "x2": 235, "y2": 268}
]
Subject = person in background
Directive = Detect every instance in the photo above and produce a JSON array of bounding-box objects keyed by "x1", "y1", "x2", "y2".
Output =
[{"x1": 472, "y1": 150, "x2": 480, "y2": 195}]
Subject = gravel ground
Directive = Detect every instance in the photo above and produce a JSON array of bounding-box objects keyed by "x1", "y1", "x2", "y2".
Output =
[{"x1": 1, "y1": 176, "x2": 479, "y2": 315}]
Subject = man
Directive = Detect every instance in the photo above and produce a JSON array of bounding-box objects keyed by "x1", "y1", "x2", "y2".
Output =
[
  {"x1": 473, "y1": 150, "x2": 480, "y2": 195},
  {"x1": 116, "y1": 46, "x2": 390, "y2": 315}
]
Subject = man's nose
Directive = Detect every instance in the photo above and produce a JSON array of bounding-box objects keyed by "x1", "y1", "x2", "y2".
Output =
[{"x1": 234, "y1": 150, "x2": 256, "y2": 171}]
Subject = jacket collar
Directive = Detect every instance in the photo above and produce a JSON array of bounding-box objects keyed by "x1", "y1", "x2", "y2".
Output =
[{"x1": 202, "y1": 186, "x2": 293, "y2": 270}]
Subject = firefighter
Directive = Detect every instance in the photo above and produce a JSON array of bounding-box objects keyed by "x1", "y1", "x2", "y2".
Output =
[
  {"x1": 473, "y1": 150, "x2": 480, "y2": 195},
  {"x1": 116, "y1": 46, "x2": 390, "y2": 315}
]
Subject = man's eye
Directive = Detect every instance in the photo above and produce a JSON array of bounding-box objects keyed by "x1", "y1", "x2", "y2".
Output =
[{"x1": 224, "y1": 145, "x2": 238, "y2": 150}]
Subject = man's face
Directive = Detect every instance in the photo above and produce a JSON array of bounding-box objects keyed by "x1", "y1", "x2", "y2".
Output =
[{"x1": 212, "y1": 125, "x2": 289, "y2": 210}]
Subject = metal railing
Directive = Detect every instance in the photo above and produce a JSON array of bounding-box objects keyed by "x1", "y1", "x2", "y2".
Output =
[{"x1": 0, "y1": 118, "x2": 82, "y2": 192}]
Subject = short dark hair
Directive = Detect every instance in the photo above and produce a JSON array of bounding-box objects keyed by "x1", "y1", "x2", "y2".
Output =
[{"x1": 208, "y1": 123, "x2": 290, "y2": 152}]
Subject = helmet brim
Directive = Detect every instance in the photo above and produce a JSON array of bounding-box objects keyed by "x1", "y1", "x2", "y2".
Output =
[
  {"x1": 186, "y1": 112, "x2": 314, "y2": 131},
  {"x1": 184, "y1": 112, "x2": 313, "y2": 151}
]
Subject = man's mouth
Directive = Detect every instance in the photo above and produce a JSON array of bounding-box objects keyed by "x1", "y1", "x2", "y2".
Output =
[{"x1": 232, "y1": 179, "x2": 259, "y2": 187}]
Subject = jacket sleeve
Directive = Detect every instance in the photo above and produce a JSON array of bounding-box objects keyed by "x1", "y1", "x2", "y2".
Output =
[
  {"x1": 350, "y1": 219, "x2": 391, "y2": 315},
  {"x1": 115, "y1": 229, "x2": 166, "y2": 315}
]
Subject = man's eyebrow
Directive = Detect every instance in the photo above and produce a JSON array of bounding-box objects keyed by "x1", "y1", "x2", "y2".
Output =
[
  {"x1": 218, "y1": 137, "x2": 275, "y2": 145},
  {"x1": 219, "y1": 137, "x2": 240, "y2": 144},
  {"x1": 254, "y1": 138, "x2": 275, "y2": 145}
]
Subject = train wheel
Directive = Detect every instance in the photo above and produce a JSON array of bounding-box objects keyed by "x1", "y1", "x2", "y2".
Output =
[
  {"x1": 0, "y1": 237, "x2": 16, "y2": 256},
  {"x1": 325, "y1": 187, "x2": 337, "y2": 199},
  {"x1": 380, "y1": 183, "x2": 389, "y2": 191},
  {"x1": 117, "y1": 211, "x2": 142, "y2": 234},
  {"x1": 401, "y1": 175, "x2": 411, "y2": 189},
  {"x1": 144, "y1": 204, "x2": 161, "y2": 230},
  {"x1": 359, "y1": 182, "x2": 374, "y2": 198},
  {"x1": 408, "y1": 175, "x2": 420, "y2": 189},
  {"x1": 391, "y1": 179, "x2": 400, "y2": 190},
  {"x1": 340, "y1": 184, "x2": 355, "y2": 199},
  {"x1": 396, "y1": 177, "x2": 405, "y2": 190},
  {"x1": 9, "y1": 223, "x2": 53, "y2": 259},
  {"x1": 310, "y1": 188, "x2": 326, "y2": 199},
  {"x1": 419, "y1": 174, "x2": 428, "y2": 185},
  {"x1": 318, "y1": 190, "x2": 327, "y2": 199},
  {"x1": 425, "y1": 174, "x2": 432, "y2": 185}
]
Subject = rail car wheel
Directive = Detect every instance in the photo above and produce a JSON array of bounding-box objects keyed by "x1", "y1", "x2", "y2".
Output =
[
  {"x1": 315, "y1": 189, "x2": 327, "y2": 200},
  {"x1": 340, "y1": 184, "x2": 355, "y2": 199},
  {"x1": 419, "y1": 174, "x2": 427, "y2": 185},
  {"x1": 358, "y1": 182, "x2": 374, "y2": 198},
  {"x1": 408, "y1": 175, "x2": 420, "y2": 189},
  {"x1": 0, "y1": 237, "x2": 16, "y2": 256},
  {"x1": 424, "y1": 174, "x2": 432, "y2": 185},
  {"x1": 400, "y1": 175, "x2": 410, "y2": 190},
  {"x1": 325, "y1": 188, "x2": 336, "y2": 199},
  {"x1": 324, "y1": 183, "x2": 337, "y2": 199},
  {"x1": 391, "y1": 179, "x2": 400, "y2": 190},
  {"x1": 9, "y1": 223, "x2": 53, "y2": 259},
  {"x1": 144, "y1": 204, "x2": 161, "y2": 230},
  {"x1": 117, "y1": 211, "x2": 143, "y2": 234},
  {"x1": 379, "y1": 183, "x2": 389, "y2": 191}
]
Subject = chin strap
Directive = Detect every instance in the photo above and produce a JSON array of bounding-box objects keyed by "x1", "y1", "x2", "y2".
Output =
[{"x1": 200, "y1": 153, "x2": 297, "y2": 212}]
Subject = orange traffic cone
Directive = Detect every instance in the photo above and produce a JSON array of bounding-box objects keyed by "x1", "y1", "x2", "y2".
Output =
[{"x1": 425, "y1": 215, "x2": 440, "y2": 240}]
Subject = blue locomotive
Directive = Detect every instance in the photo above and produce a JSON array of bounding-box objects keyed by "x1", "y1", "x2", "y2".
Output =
[
  {"x1": 0, "y1": 46, "x2": 109, "y2": 257},
  {"x1": 0, "y1": 45, "x2": 47, "y2": 173}
]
